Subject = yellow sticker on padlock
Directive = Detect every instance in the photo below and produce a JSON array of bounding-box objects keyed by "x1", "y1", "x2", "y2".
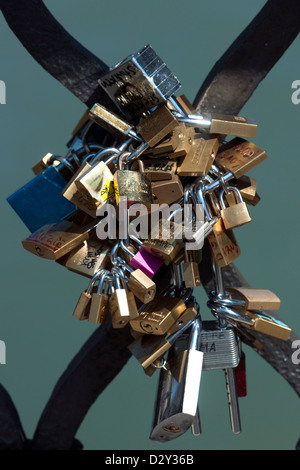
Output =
[{"x1": 100, "y1": 179, "x2": 115, "y2": 202}]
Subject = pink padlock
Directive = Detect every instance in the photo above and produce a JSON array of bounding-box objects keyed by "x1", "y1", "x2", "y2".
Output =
[{"x1": 120, "y1": 240, "x2": 164, "y2": 278}]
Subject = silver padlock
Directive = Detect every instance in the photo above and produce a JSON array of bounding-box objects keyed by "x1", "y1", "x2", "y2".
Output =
[
  {"x1": 150, "y1": 317, "x2": 203, "y2": 443},
  {"x1": 199, "y1": 320, "x2": 240, "y2": 370},
  {"x1": 98, "y1": 45, "x2": 181, "y2": 119}
]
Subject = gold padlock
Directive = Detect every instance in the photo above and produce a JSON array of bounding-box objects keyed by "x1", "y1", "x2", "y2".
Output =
[
  {"x1": 32, "y1": 153, "x2": 60, "y2": 175},
  {"x1": 114, "y1": 167, "x2": 153, "y2": 209},
  {"x1": 226, "y1": 287, "x2": 281, "y2": 311},
  {"x1": 88, "y1": 274, "x2": 110, "y2": 324},
  {"x1": 207, "y1": 218, "x2": 241, "y2": 267},
  {"x1": 129, "y1": 295, "x2": 186, "y2": 335},
  {"x1": 62, "y1": 161, "x2": 98, "y2": 217},
  {"x1": 202, "y1": 113, "x2": 257, "y2": 138},
  {"x1": 219, "y1": 186, "x2": 252, "y2": 230},
  {"x1": 75, "y1": 160, "x2": 114, "y2": 205},
  {"x1": 63, "y1": 238, "x2": 111, "y2": 278},
  {"x1": 127, "y1": 268, "x2": 156, "y2": 304},
  {"x1": 136, "y1": 104, "x2": 178, "y2": 148},
  {"x1": 237, "y1": 311, "x2": 291, "y2": 341},
  {"x1": 143, "y1": 219, "x2": 183, "y2": 262},
  {"x1": 151, "y1": 174, "x2": 183, "y2": 205},
  {"x1": 177, "y1": 134, "x2": 220, "y2": 177},
  {"x1": 234, "y1": 175, "x2": 257, "y2": 201},
  {"x1": 215, "y1": 138, "x2": 267, "y2": 178},
  {"x1": 22, "y1": 211, "x2": 95, "y2": 261},
  {"x1": 136, "y1": 159, "x2": 177, "y2": 181},
  {"x1": 182, "y1": 249, "x2": 201, "y2": 288}
]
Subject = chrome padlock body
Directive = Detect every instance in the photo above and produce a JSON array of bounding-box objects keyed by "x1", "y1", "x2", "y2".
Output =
[
  {"x1": 173, "y1": 321, "x2": 240, "y2": 370},
  {"x1": 98, "y1": 45, "x2": 181, "y2": 119}
]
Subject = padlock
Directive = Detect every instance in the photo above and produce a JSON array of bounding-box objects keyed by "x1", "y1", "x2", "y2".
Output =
[
  {"x1": 74, "y1": 160, "x2": 114, "y2": 209},
  {"x1": 120, "y1": 239, "x2": 164, "y2": 279},
  {"x1": 109, "y1": 271, "x2": 138, "y2": 328},
  {"x1": 236, "y1": 310, "x2": 291, "y2": 341},
  {"x1": 137, "y1": 104, "x2": 179, "y2": 148},
  {"x1": 177, "y1": 133, "x2": 220, "y2": 177},
  {"x1": 88, "y1": 272, "x2": 110, "y2": 324},
  {"x1": 8, "y1": 164, "x2": 76, "y2": 233},
  {"x1": 219, "y1": 186, "x2": 252, "y2": 230},
  {"x1": 167, "y1": 124, "x2": 195, "y2": 159},
  {"x1": 215, "y1": 138, "x2": 267, "y2": 178},
  {"x1": 32, "y1": 152, "x2": 60, "y2": 175},
  {"x1": 128, "y1": 316, "x2": 195, "y2": 370},
  {"x1": 62, "y1": 161, "x2": 98, "y2": 217},
  {"x1": 207, "y1": 219, "x2": 241, "y2": 267},
  {"x1": 226, "y1": 287, "x2": 281, "y2": 311},
  {"x1": 89, "y1": 103, "x2": 140, "y2": 141},
  {"x1": 234, "y1": 175, "x2": 257, "y2": 201},
  {"x1": 201, "y1": 112, "x2": 257, "y2": 138},
  {"x1": 167, "y1": 301, "x2": 199, "y2": 335},
  {"x1": 134, "y1": 159, "x2": 177, "y2": 181},
  {"x1": 114, "y1": 156, "x2": 153, "y2": 209},
  {"x1": 98, "y1": 45, "x2": 181, "y2": 119},
  {"x1": 195, "y1": 181, "x2": 241, "y2": 267},
  {"x1": 63, "y1": 238, "x2": 111, "y2": 278},
  {"x1": 199, "y1": 321, "x2": 241, "y2": 370},
  {"x1": 73, "y1": 270, "x2": 103, "y2": 321},
  {"x1": 150, "y1": 317, "x2": 203, "y2": 443},
  {"x1": 22, "y1": 211, "x2": 95, "y2": 260},
  {"x1": 177, "y1": 112, "x2": 257, "y2": 138},
  {"x1": 151, "y1": 174, "x2": 183, "y2": 205},
  {"x1": 129, "y1": 294, "x2": 187, "y2": 335},
  {"x1": 143, "y1": 219, "x2": 183, "y2": 263},
  {"x1": 126, "y1": 267, "x2": 156, "y2": 304},
  {"x1": 182, "y1": 249, "x2": 201, "y2": 288}
]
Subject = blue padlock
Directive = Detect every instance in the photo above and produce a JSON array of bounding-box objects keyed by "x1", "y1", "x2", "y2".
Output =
[{"x1": 7, "y1": 164, "x2": 76, "y2": 233}]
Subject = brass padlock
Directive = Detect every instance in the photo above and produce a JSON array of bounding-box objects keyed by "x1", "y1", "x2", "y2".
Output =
[
  {"x1": 129, "y1": 295, "x2": 186, "y2": 335},
  {"x1": 167, "y1": 302, "x2": 198, "y2": 335},
  {"x1": 75, "y1": 160, "x2": 114, "y2": 205},
  {"x1": 32, "y1": 153, "x2": 60, "y2": 175},
  {"x1": 63, "y1": 238, "x2": 111, "y2": 278},
  {"x1": 73, "y1": 272, "x2": 102, "y2": 321},
  {"x1": 234, "y1": 175, "x2": 257, "y2": 201},
  {"x1": 114, "y1": 158, "x2": 153, "y2": 209},
  {"x1": 62, "y1": 161, "x2": 98, "y2": 218},
  {"x1": 109, "y1": 272, "x2": 138, "y2": 328},
  {"x1": 226, "y1": 287, "x2": 281, "y2": 311},
  {"x1": 137, "y1": 159, "x2": 177, "y2": 181},
  {"x1": 143, "y1": 219, "x2": 183, "y2": 262},
  {"x1": 168, "y1": 124, "x2": 195, "y2": 159},
  {"x1": 182, "y1": 249, "x2": 201, "y2": 288},
  {"x1": 22, "y1": 212, "x2": 95, "y2": 261},
  {"x1": 215, "y1": 138, "x2": 267, "y2": 178},
  {"x1": 88, "y1": 273, "x2": 110, "y2": 324},
  {"x1": 177, "y1": 134, "x2": 220, "y2": 177},
  {"x1": 202, "y1": 113, "x2": 257, "y2": 138},
  {"x1": 136, "y1": 104, "x2": 178, "y2": 148},
  {"x1": 128, "y1": 317, "x2": 195, "y2": 370},
  {"x1": 219, "y1": 186, "x2": 252, "y2": 230},
  {"x1": 237, "y1": 311, "x2": 291, "y2": 341},
  {"x1": 207, "y1": 218, "x2": 241, "y2": 267},
  {"x1": 89, "y1": 103, "x2": 136, "y2": 140},
  {"x1": 127, "y1": 268, "x2": 156, "y2": 304},
  {"x1": 151, "y1": 174, "x2": 183, "y2": 205}
]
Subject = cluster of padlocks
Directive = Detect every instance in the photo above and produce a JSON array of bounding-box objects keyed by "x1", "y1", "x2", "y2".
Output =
[{"x1": 8, "y1": 46, "x2": 291, "y2": 442}]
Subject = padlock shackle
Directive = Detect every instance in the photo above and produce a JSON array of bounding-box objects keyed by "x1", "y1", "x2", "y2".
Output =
[{"x1": 219, "y1": 186, "x2": 243, "y2": 209}]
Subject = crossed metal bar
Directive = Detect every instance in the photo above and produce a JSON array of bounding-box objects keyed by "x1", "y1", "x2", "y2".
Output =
[{"x1": 0, "y1": 0, "x2": 299, "y2": 450}]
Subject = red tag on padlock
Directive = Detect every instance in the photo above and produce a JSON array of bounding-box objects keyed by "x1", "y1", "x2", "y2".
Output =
[{"x1": 235, "y1": 351, "x2": 247, "y2": 397}]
